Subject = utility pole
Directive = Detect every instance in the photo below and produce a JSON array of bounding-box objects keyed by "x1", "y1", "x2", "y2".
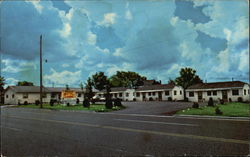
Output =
[{"x1": 40, "y1": 35, "x2": 43, "y2": 108}]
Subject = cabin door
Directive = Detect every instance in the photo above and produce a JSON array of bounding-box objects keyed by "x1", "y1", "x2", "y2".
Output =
[
  {"x1": 198, "y1": 92, "x2": 203, "y2": 102},
  {"x1": 222, "y1": 90, "x2": 228, "y2": 102},
  {"x1": 158, "y1": 92, "x2": 162, "y2": 101}
]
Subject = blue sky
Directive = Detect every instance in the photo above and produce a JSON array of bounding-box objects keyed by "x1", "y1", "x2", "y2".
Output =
[{"x1": 1, "y1": 0, "x2": 249, "y2": 87}]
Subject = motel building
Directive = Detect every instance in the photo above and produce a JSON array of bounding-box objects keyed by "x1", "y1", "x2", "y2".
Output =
[
  {"x1": 95, "y1": 84, "x2": 184, "y2": 101},
  {"x1": 4, "y1": 86, "x2": 86, "y2": 105},
  {"x1": 186, "y1": 81, "x2": 250, "y2": 102}
]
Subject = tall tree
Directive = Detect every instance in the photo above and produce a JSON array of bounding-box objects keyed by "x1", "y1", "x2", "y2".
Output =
[
  {"x1": 110, "y1": 71, "x2": 147, "y2": 88},
  {"x1": 175, "y1": 67, "x2": 203, "y2": 100},
  {"x1": 92, "y1": 72, "x2": 108, "y2": 91},
  {"x1": 168, "y1": 78, "x2": 176, "y2": 85},
  {"x1": 17, "y1": 81, "x2": 34, "y2": 86},
  {"x1": 84, "y1": 78, "x2": 94, "y2": 101},
  {"x1": 0, "y1": 76, "x2": 5, "y2": 104}
]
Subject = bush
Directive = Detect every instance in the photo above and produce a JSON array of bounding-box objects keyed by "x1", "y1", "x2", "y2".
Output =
[
  {"x1": 149, "y1": 97, "x2": 153, "y2": 101},
  {"x1": 215, "y1": 107, "x2": 223, "y2": 115},
  {"x1": 219, "y1": 99, "x2": 224, "y2": 105},
  {"x1": 238, "y1": 97, "x2": 243, "y2": 102},
  {"x1": 168, "y1": 97, "x2": 172, "y2": 101},
  {"x1": 192, "y1": 102, "x2": 199, "y2": 108},
  {"x1": 35, "y1": 100, "x2": 40, "y2": 106},
  {"x1": 208, "y1": 97, "x2": 214, "y2": 107},
  {"x1": 114, "y1": 98, "x2": 122, "y2": 107},
  {"x1": 105, "y1": 99, "x2": 113, "y2": 109},
  {"x1": 133, "y1": 98, "x2": 136, "y2": 101},
  {"x1": 50, "y1": 99, "x2": 55, "y2": 106},
  {"x1": 76, "y1": 98, "x2": 80, "y2": 104},
  {"x1": 23, "y1": 101, "x2": 28, "y2": 105},
  {"x1": 83, "y1": 99, "x2": 90, "y2": 108},
  {"x1": 66, "y1": 103, "x2": 70, "y2": 107}
]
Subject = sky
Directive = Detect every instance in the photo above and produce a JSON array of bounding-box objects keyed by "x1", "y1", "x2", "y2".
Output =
[{"x1": 0, "y1": 0, "x2": 249, "y2": 87}]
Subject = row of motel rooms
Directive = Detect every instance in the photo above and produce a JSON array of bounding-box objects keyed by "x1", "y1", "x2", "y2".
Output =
[{"x1": 4, "y1": 81, "x2": 250, "y2": 105}]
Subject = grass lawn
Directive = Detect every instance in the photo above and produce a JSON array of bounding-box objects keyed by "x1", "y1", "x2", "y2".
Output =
[
  {"x1": 176, "y1": 102, "x2": 250, "y2": 117},
  {"x1": 15, "y1": 104, "x2": 125, "y2": 112}
]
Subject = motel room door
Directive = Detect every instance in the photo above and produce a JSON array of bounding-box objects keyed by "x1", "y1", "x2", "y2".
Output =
[
  {"x1": 222, "y1": 90, "x2": 228, "y2": 102},
  {"x1": 198, "y1": 92, "x2": 203, "y2": 102},
  {"x1": 158, "y1": 92, "x2": 162, "y2": 101}
]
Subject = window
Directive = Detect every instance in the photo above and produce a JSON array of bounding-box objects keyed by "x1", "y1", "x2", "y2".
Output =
[
  {"x1": 180, "y1": 91, "x2": 182, "y2": 95},
  {"x1": 152, "y1": 92, "x2": 155, "y2": 96},
  {"x1": 42, "y1": 93, "x2": 47, "y2": 98},
  {"x1": 232, "y1": 90, "x2": 239, "y2": 96},
  {"x1": 148, "y1": 92, "x2": 151, "y2": 96},
  {"x1": 126, "y1": 93, "x2": 129, "y2": 97},
  {"x1": 51, "y1": 93, "x2": 56, "y2": 98},
  {"x1": 189, "y1": 92, "x2": 194, "y2": 97},
  {"x1": 174, "y1": 90, "x2": 177, "y2": 95},
  {"x1": 12, "y1": 94, "x2": 15, "y2": 98},
  {"x1": 244, "y1": 89, "x2": 246, "y2": 95},
  {"x1": 119, "y1": 93, "x2": 123, "y2": 97},
  {"x1": 213, "y1": 91, "x2": 217, "y2": 96},
  {"x1": 78, "y1": 93, "x2": 82, "y2": 97},
  {"x1": 136, "y1": 93, "x2": 140, "y2": 97},
  {"x1": 6, "y1": 95, "x2": 8, "y2": 98},
  {"x1": 23, "y1": 93, "x2": 28, "y2": 99},
  {"x1": 207, "y1": 91, "x2": 211, "y2": 96},
  {"x1": 165, "y1": 91, "x2": 169, "y2": 96}
]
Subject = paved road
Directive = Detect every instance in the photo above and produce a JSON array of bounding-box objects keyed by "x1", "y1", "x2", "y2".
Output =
[{"x1": 1, "y1": 106, "x2": 249, "y2": 156}]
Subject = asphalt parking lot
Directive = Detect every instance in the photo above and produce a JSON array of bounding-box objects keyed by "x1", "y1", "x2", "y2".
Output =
[{"x1": 114, "y1": 101, "x2": 205, "y2": 115}]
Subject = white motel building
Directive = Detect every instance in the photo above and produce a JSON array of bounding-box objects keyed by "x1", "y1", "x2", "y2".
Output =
[{"x1": 3, "y1": 81, "x2": 249, "y2": 105}]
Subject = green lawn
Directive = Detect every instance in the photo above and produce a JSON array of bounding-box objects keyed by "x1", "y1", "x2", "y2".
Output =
[
  {"x1": 176, "y1": 102, "x2": 250, "y2": 117},
  {"x1": 15, "y1": 104, "x2": 125, "y2": 112}
]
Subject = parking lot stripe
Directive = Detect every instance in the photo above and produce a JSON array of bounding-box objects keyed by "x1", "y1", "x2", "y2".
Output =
[{"x1": 3, "y1": 115, "x2": 248, "y2": 145}]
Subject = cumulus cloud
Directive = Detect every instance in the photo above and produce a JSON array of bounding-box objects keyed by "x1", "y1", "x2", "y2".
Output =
[
  {"x1": 87, "y1": 31, "x2": 97, "y2": 45},
  {"x1": 44, "y1": 68, "x2": 81, "y2": 86},
  {"x1": 125, "y1": 10, "x2": 133, "y2": 20},
  {"x1": 98, "y1": 13, "x2": 117, "y2": 27}
]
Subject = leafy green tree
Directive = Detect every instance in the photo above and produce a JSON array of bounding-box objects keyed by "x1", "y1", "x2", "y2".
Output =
[
  {"x1": 17, "y1": 81, "x2": 34, "y2": 86},
  {"x1": 110, "y1": 71, "x2": 147, "y2": 88},
  {"x1": 84, "y1": 78, "x2": 94, "y2": 101},
  {"x1": 175, "y1": 67, "x2": 203, "y2": 100},
  {"x1": 92, "y1": 72, "x2": 108, "y2": 91},
  {"x1": 91, "y1": 72, "x2": 112, "y2": 109},
  {"x1": 0, "y1": 76, "x2": 5, "y2": 104},
  {"x1": 168, "y1": 79, "x2": 176, "y2": 85}
]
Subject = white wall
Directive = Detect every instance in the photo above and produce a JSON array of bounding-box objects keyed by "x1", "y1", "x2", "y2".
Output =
[
  {"x1": 242, "y1": 84, "x2": 250, "y2": 102},
  {"x1": 4, "y1": 89, "x2": 17, "y2": 105},
  {"x1": 172, "y1": 86, "x2": 184, "y2": 101}
]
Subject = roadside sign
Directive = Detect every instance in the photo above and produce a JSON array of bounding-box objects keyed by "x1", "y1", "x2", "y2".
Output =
[{"x1": 61, "y1": 90, "x2": 76, "y2": 99}]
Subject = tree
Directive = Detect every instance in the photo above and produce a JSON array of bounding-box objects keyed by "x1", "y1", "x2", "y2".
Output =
[
  {"x1": 91, "y1": 72, "x2": 112, "y2": 109},
  {"x1": 92, "y1": 72, "x2": 108, "y2": 91},
  {"x1": 17, "y1": 81, "x2": 34, "y2": 86},
  {"x1": 0, "y1": 76, "x2": 5, "y2": 104},
  {"x1": 168, "y1": 79, "x2": 176, "y2": 85},
  {"x1": 84, "y1": 78, "x2": 94, "y2": 101},
  {"x1": 175, "y1": 67, "x2": 203, "y2": 100},
  {"x1": 109, "y1": 71, "x2": 147, "y2": 88}
]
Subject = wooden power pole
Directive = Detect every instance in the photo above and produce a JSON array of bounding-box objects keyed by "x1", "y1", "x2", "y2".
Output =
[{"x1": 40, "y1": 35, "x2": 43, "y2": 108}]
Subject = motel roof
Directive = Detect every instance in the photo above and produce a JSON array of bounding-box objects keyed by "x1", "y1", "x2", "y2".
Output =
[
  {"x1": 5, "y1": 86, "x2": 98, "y2": 93},
  {"x1": 187, "y1": 81, "x2": 247, "y2": 90},
  {"x1": 136, "y1": 84, "x2": 175, "y2": 91}
]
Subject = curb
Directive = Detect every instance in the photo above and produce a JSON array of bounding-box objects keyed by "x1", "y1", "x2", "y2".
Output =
[{"x1": 176, "y1": 114, "x2": 250, "y2": 120}]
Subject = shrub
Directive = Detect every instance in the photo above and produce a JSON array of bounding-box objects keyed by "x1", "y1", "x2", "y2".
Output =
[
  {"x1": 35, "y1": 100, "x2": 40, "y2": 106},
  {"x1": 66, "y1": 103, "x2": 70, "y2": 107},
  {"x1": 114, "y1": 98, "x2": 122, "y2": 107},
  {"x1": 238, "y1": 97, "x2": 243, "y2": 102},
  {"x1": 149, "y1": 97, "x2": 153, "y2": 101},
  {"x1": 50, "y1": 99, "x2": 54, "y2": 106},
  {"x1": 76, "y1": 98, "x2": 80, "y2": 104},
  {"x1": 215, "y1": 107, "x2": 223, "y2": 115},
  {"x1": 219, "y1": 99, "x2": 224, "y2": 105},
  {"x1": 23, "y1": 101, "x2": 28, "y2": 105},
  {"x1": 168, "y1": 97, "x2": 172, "y2": 101},
  {"x1": 83, "y1": 99, "x2": 90, "y2": 108},
  {"x1": 105, "y1": 99, "x2": 113, "y2": 109},
  {"x1": 208, "y1": 97, "x2": 214, "y2": 107},
  {"x1": 192, "y1": 102, "x2": 199, "y2": 108},
  {"x1": 133, "y1": 98, "x2": 136, "y2": 101}
]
